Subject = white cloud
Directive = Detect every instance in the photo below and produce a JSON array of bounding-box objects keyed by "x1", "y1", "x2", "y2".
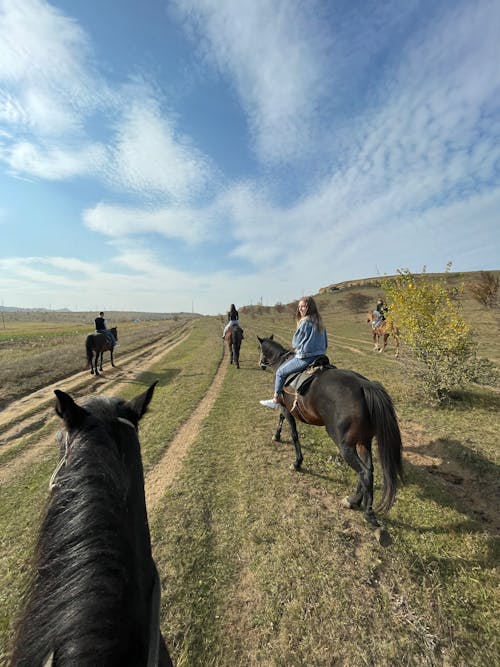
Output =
[
  {"x1": 105, "y1": 99, "x2": 214, "y2": 202},
  {"x1": 83, "y1": 201, "x2": 216, "y2": 244},
  {"x1": 3, "y1": 140, "x2": 106, "y2": 179},
  {"x1": 173, "y1": 0, "x2": 332, "y2": 163},
  {"x1": 0, "y1": 0, "x2": 105, "y2": 137},
  {"x1": 0, "y1": 0, "x2": 216, "y2": 196}
]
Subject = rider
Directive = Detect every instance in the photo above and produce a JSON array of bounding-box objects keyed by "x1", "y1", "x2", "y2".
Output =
[
  {"x1": 259, "y1": 296, "x2": 328, "y2": 409},
  {"x1": 95, "y1": 311, "x2": 117, "y2": 346},
  {"x1": 372, "y1": 299, "x2": 387, "y2": 329},
  {"x1": 222, "y1": 304, "x2": 244, "y2": 339}
]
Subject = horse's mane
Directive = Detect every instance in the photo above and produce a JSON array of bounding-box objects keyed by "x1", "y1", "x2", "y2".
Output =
[{"x1": 11, "y1": 398, "x2": 143, "y2": 665}]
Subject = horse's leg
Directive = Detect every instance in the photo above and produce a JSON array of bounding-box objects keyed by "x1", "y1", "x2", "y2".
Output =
[
  {"x1": 284, "y1": 410, "x2": 303, "y2": 470},
  {"x1": 229, "y1": 343, "x2": 233, "y2": 364},
  {"x1": 110, "y1": 346, "x2": 115, "y2": 367},
  {"x1": 99, "y1": 351, "x2": 104, "y2": 372},
  {"x1": 331, "y1": 428, "x2": 379, "y2": 526},
  {"x1": 93, "y1": 351, "x2": 99, "y2": 375},
  {"x1": 372, "y1": 331, "x2": 379, "y2": 351},
  {"x1": 394, "y1": 333, "x2": 400, "y2": 357},
  {"x1": 356, "y1": 442, "x2": 377, "y2": 524},
  {"x1": 380, "y1": 333, "x2": 389, "y2": 353},
  {"x1": 272, "y1": 413, "x2": 285, "y2": 442}
]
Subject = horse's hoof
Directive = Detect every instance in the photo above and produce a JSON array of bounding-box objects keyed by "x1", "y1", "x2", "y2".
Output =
[
  {"x1": 292, "y1": 461, "x2": 302, "y2": 472},
  {"x1": 342, "y1": 496, "x2": 361, "y2": 510},
  {"x1": 272, "y1": 435, "x2": 281, "y2": 442},
  {"x1": 373, "y1": 527, "x2": 392, "y2": 547}
]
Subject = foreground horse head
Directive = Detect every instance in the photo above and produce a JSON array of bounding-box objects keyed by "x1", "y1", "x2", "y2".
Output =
[
  {"x1": 10, "y1": 383, "x2": 173, "y2": 667},
  {"x1": 257, "y1": 336, "x2": 403, "y2": 530}
]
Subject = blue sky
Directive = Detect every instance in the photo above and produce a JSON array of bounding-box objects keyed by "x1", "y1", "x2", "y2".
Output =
[{"x1": 0, "y1": 0, "x2": 499, "y2": 315}]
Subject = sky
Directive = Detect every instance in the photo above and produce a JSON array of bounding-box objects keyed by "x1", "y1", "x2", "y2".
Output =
[{"x1": 0, "y1": 0, "x2": 499, "y2": 315}]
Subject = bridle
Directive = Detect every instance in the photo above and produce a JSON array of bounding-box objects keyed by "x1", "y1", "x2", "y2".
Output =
[{"x1": 45, "y1": 416, "x2": 161, "y2": 667}]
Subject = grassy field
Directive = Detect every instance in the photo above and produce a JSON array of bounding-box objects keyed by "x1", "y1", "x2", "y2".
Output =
[{"x1": 0, "y1": 276, "x2": 499, "y2": 665}]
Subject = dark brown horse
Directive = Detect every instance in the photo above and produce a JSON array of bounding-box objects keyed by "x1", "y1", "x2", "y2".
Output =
[
  {"x1": 258, "y1": 336, "x2": 403, "y2": 527},
  {"x1": 366, "y1": 312, "x2": 400, "y2": 356},
  {"x1": 9, "y1": 383, "x2": 173, "y2": 666},
  {"x1": 86, "y1": 327, "x2": 118, "y2": 375},
  {"x1": 225, "y1": 325, "x2": 243, "y2": 368}
]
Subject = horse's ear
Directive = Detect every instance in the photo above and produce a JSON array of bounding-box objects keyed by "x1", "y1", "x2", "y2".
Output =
[
  {"x1": 257, "y1": 336, "x2": 263, "y2": 343},
  {"x1": 125, "y1": 381, "x2": 158, "y2": 422},
  {"x1": 270, "y1": 334, "x2": 274, "y2": 340},
  {"x1": 54, "y1": 390, "x2": 89, "y2": 429}
]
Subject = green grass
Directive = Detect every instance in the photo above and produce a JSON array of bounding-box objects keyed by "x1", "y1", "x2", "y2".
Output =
[
  {"x1": 1, "y1": 278, "x2": 499, "y2": 665},
  {"x1": 151, "y1": 333, "x2": 499, "y2": 665},
  {"x1": 0, "y1": 317, "x2": 221, "y2": 663}
]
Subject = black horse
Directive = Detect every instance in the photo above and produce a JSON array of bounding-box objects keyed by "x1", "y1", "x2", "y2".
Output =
[
  {"x1": 258, "y1": 336, "x2": 403, "y2": 527},
  {"x1": 225, "y1": 325, "x2": 243, "y2": 368},
  {"x1": 86, "y1": 326, "x2": 118, "y2": 375},
  {"x1": 9, "y1": 383, "x2": 173, "y2": 667}
]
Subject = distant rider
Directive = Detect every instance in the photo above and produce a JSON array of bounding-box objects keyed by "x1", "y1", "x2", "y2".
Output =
[
  {"x1": 95, "y1": 311, "x2": 117, "y2": 346},
  {"x1": 222, "y1": 303, "x2": 244, "y2": 339}
]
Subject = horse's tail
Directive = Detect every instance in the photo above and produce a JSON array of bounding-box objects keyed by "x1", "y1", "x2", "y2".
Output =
[
  {"x1": 85, "y1": 335, "x2": 94, "y2": 367},
  {"x1": 362, "y1": 381, "x2": 403, "y2": 513}
]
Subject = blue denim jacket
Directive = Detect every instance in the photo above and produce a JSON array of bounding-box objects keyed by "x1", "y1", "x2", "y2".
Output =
[{"x1": 292, "y1": 318, "x2": 328, "y2": 359}]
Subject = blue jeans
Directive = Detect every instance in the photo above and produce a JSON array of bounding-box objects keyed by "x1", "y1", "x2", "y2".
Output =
[{"x1": 274, "y1": 356, "x2": 316, "y2": 395}]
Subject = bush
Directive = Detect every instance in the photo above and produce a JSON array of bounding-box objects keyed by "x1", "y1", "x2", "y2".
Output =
[
  {"x1": 469, "y1": 271, "x2": 499, "y2": 308},
  {"x1": 383, "y1": 267, "x2": 481, "y2": 404}
]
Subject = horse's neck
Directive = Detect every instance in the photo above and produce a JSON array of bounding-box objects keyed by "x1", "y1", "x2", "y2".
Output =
[{"x1": 271, "y1": 348, "x2": 293, "y2": 368}]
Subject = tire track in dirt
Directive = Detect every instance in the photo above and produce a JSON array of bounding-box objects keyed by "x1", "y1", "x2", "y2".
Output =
[
  {"x1": 0, "y1": 328, "x2": 193, "y2": 486},
  {"x1": 0, "y1": 323, "x2": 192, "y2": 435},
  {"x1": 145, "y1": 353, "x2": 229, "y2": 514}
]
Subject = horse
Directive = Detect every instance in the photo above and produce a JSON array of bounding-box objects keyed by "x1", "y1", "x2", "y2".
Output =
[
  {"x1": 9, "y1": 383, "x2": 173, "y2": 667},
  {"x1": 86, "y1": 327, "x2": 118, "y2": 375},
  {"x1": 257, "y1": 336, "x2": 403, "y2": 527},
  {"x1": 225, "y1": 325, "x2": 243, "y2": 369},
  {"x1": 366, "y1": 312, "x2": 400, "y2": 356}
]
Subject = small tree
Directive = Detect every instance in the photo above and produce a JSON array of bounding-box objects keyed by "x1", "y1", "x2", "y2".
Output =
[
  {"x1": 383, "y1": 267, "x2": 479, "y2": 404},
  {"x1": 469, "y1": 271, "x2": 499, "y2": 308}
]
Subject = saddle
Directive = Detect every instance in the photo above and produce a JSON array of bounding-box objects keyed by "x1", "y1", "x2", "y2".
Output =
[
  {"x1": 281, "y1": 356, "x2": 336, "y2": 425},
  {"x1": 283, "y1": 355, "x2": 336, "y2": 396}
]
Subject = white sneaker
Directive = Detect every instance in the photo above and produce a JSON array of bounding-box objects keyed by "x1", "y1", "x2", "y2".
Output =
[{"x1": 259, "y1": 399, "x2": 280, "y2": 409}]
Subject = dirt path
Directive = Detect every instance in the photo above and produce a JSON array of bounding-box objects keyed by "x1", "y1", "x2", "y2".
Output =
[
  {"x1": 145, "y1": 354, "x2": 229, "y2": 513},
  {"x1": 0, "y1": 327, "x2": 193, "y2": 486}
]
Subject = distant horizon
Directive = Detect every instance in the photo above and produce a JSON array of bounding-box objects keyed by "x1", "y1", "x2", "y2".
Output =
[{"x1": 2, "y1": 268, "x2": 497, "y2": 316}]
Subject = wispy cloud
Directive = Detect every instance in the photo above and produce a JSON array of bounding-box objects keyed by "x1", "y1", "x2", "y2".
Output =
[
  {"x1": 83, "y1": 201, "x2": 217, "y2": 244},
  {"x1": 172, "y1": 0, "x2": 333, "y2": 163},
  {"x1": 0, "y1": 0, "x2": 215, "y2": 199},
  {"x1": 104, "y1": 96, "x2": 214, "y2": 202},
  {"x1": 0, "y1": 0, "x2": 104, "y2": 137}
]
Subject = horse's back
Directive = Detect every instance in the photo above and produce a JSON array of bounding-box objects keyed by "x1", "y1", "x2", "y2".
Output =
[{"x1": 307, "y1": 368, "x2": 371, "y2": 422}]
